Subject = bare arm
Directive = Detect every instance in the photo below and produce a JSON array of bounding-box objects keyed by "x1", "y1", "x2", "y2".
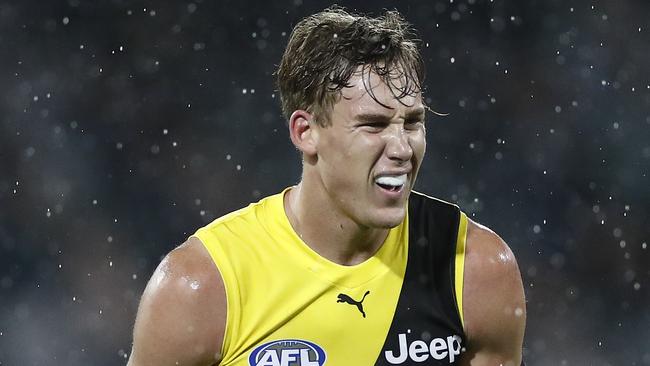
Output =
[
  {"x1": 127, "y1": 237, "x2": 226, "y2": 366},
  {"x1": 459, "y1": 220, "x2": 526, "y2": 366}
]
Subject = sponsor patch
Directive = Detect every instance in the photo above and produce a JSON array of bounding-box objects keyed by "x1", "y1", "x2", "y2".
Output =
[
  {"x1": 249, "y1": 339, "x2": 326, "y2": 366},
  {"x1": 384, "y1": 333, "x2": 463, "y2": 364}
]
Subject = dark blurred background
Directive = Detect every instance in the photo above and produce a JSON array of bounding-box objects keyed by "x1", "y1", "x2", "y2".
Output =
[{"x1": 1, "y1": 0, "x2": 648, "y2": 365}]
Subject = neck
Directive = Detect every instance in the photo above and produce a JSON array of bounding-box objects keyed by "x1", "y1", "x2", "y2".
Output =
[{"x1": 284, "y1": 182, "x2": 389, "y2": 266}]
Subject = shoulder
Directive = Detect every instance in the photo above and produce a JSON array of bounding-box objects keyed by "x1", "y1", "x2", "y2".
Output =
[
  {"x1": 464, "y1": 219, "x2": 522, "y2": 293},
  {"x1": 151, "y1": 237, "x2": 226, "y2": 308},
  {"x1": 128, "y1": 237, "x2": 226, "y2": 365},
  {"x1": 460, "y1": 218, "x2": 526, "y2": 364}
]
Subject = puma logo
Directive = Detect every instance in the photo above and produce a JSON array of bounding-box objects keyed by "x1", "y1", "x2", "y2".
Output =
[{"x1": 336, "y1": 290, "x2": 370, "y2": 318}]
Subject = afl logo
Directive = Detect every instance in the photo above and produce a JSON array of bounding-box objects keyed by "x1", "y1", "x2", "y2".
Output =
[{"x1": 248, "y1": 339, "x2": 326, "y2": 366}]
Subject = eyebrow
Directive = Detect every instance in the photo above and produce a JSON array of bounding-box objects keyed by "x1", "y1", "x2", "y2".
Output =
[
  {"x1": 356, "y1": 113, "x2": 393, "y2": 123},
  {"x1": 405, "y1": 107, "x2": 426, "y2": 119},
  {"x1": 355, "y1": 107, "x2": 425, "y2": 123}
]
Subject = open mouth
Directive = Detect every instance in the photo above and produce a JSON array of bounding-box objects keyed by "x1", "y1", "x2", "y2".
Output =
[{"x1": 375, "y1": 174, "x2": 407, "y2": 192}]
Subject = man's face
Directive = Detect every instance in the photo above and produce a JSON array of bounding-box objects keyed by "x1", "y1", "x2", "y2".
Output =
[{"x1": 309, "y1": 70, "x2": 426, "y2": 229}]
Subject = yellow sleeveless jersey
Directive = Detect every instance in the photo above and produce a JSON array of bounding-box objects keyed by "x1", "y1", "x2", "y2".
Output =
[{"x1": 193, "y1": 189, "x2": 468, "y2": 366}]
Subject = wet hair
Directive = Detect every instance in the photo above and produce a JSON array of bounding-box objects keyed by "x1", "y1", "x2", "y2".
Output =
[{"x1": 276, "y1": 6, "x2": 425, "y2": 125}]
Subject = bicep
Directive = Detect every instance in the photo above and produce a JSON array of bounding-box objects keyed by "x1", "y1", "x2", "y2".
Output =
[
  {"x1": 459, "y1": 221, "x2": 526, "y2": 366},
  {"x1": 128, "y1": 240, "x2": 227, "y2": 366},
  {"x1": 459, "y1": 348, "x2": 523, "y2": 366}
]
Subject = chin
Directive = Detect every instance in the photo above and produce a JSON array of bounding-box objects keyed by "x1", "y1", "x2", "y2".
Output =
[{"x1": 368, "y1": 208, "x2": 406, "y2": 229}]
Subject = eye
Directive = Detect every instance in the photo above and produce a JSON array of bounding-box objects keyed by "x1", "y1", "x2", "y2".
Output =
[{"x1": 358, "y1": 122, "x2": 388, "y2": 131}]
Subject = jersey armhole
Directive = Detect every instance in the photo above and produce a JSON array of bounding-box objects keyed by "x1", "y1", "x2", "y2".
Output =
[
  {"x1": 454, "y1": 211, "x2": 468, "y2": 330},
  {"x1": 191, "y1": 229, "x2": 237, "y2": 363}
]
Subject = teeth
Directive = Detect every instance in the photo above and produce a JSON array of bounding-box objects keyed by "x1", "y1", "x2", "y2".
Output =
[{"x1": 375, "y1": 174, "x2": 407, "y2": 187}]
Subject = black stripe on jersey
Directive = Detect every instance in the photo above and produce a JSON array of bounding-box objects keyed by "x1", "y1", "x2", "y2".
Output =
[{"x1": 374, "y1": 192, "x2": 466, "y2": 365}]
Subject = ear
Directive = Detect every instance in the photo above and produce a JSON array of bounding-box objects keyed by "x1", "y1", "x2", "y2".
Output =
[{"x1": 288, "y1": 110, "x2": 318, "y2": 156}]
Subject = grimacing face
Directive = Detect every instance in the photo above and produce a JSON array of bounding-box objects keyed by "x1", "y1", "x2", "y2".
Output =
[{"x1": 310, "y1": 70, "x2": 426, "y2": 229}]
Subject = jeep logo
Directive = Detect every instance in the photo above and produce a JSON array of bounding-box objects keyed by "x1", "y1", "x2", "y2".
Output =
[{"x1": 384, "y1": 333, "x2": 463, "y2": 364}]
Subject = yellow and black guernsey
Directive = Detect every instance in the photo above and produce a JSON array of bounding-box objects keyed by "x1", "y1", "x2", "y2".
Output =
[{"x1": 193, "y1": 189, "x2": 469, "y2": 366}]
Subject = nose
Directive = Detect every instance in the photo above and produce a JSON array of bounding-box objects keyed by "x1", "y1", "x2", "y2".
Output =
[{"x1": 385, "y1": 126, "x2": 413, "y2": 162}]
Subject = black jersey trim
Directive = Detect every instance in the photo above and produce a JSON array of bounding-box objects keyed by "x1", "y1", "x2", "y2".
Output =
[{"x1": 373, "y1": 192, "x2": 466, "y2": 365}]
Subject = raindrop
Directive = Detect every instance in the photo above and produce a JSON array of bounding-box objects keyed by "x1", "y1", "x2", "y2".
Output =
[
  {"x1": 526, "y1": 266, "x2": 537, "y2": 277},
  {"x1": 624, "y1": 270, "x2": 635, "y2": 282}
]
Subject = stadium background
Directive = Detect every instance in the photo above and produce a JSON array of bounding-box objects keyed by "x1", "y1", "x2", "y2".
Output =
[{"x1": 1, "y1": 0, "x2": 648, "y2": 364}]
